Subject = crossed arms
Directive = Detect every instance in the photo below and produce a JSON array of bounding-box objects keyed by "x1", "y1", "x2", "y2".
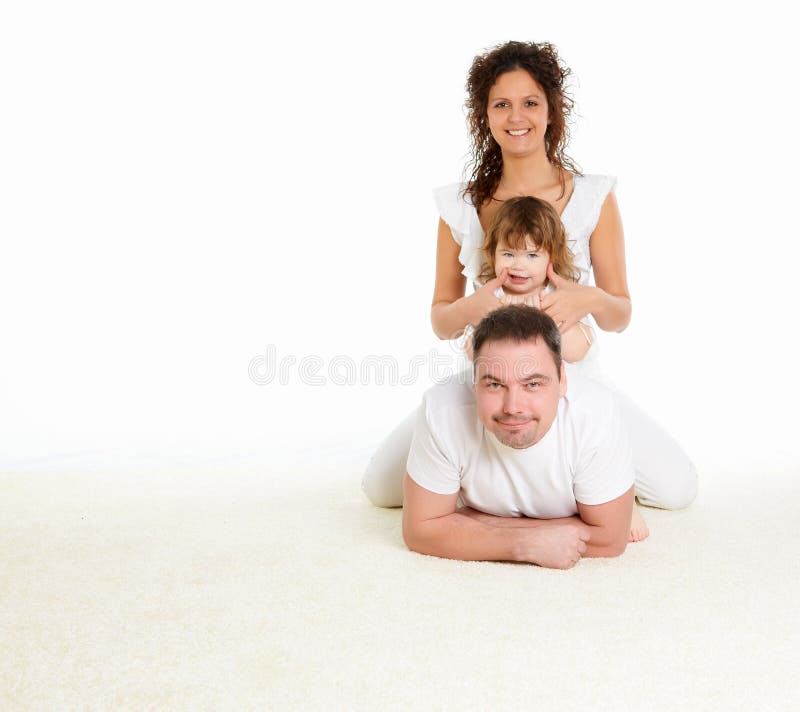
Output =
[{"x1": 402, "y1": 472, "x2": 633, "y2": 570}]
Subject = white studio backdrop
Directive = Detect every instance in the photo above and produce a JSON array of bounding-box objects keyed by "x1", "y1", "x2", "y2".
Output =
[{"x1": 1, "y1": 0, "x2": 798, "y2": 474}]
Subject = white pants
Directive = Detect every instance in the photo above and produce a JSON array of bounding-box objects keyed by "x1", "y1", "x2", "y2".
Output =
[{"x1": 361, "y1": 389, "x2": 698, "y2": 510}]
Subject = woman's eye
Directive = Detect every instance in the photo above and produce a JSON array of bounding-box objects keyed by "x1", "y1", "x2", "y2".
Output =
[
  {"x1": 526, "y1": 100, "x2": 538, "y2": 107},
  {"x1": 494, "y1": 102, "x2": 508, "y2": 108}
]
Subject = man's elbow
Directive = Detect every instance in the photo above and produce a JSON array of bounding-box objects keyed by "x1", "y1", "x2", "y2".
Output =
[
  {"x1": 606, "y1": 540, "x2": 628, "y2": 557},
  {"x1": 584, "y1": 527, "x2": 628, "y2": 558},
  {"x1": 402, "y1": 525, "x2": 417, "y2": 551},
  {"x1": 592, "y1": 538, "x2": 628, "y2": 558},
  {"x1": 402, "y1": 523, "x2": 430, "y2": 555},
  {"x1": 403, "y1": 519, "x2": 451, "y2": 557}
]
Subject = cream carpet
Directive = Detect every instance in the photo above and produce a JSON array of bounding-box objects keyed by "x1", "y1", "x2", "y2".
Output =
[{"x1": 2, "y1": 458, "x2": 799, "y2": 711}]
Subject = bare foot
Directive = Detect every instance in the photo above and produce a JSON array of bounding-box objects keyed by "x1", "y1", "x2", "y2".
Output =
[{"x1": 629, "y1": 505, "x2": 650, "y2": 542}]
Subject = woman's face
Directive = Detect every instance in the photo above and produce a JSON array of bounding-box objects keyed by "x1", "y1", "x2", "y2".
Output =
[{"x1": 486, "y1": 69, "x2": 550, "y2": 157}]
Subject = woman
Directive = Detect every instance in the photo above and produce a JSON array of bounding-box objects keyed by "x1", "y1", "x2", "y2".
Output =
[{"x1": 362, "y1": 41, "x2": 697, "y2": 539}]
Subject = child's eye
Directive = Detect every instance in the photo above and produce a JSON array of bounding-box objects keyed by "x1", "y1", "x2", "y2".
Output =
[
  {"x1": 501, "y1": 252, "x2": 513, "y2": 258},
  {"x1": 527, "y1": 253, "x2": 538, "y2": 259}
]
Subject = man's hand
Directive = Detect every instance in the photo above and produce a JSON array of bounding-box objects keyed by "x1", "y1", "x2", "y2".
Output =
[{"x1": 512, "y1": 525, "x2": 589, "y2": 569}]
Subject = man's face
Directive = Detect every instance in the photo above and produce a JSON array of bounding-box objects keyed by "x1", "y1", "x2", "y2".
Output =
[{"x1": 474, "y1": 337, "x2": 566, "y2": 449}]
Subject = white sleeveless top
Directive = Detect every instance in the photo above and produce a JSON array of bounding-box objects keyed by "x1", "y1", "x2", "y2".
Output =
[
  {"x1": 433, "y1": 173, "x2": 618, "y2": 384},
  {"x1": 432, "y1": 173, "x2": 617, "y2": 290}
]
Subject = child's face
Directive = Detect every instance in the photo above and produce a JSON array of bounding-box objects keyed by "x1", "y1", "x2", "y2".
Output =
[{"x1": 494, "y1": 236, "x2": 549, "y2": 294}]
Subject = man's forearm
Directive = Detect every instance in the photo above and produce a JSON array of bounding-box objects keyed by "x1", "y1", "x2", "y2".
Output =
[
  {"x1": 406, "y1": 511, "x2": 518, "y2": 562},
  {"x1": 458, "y1": 507, "x2": 575, "y2": 529},
  {"x1": 457, "y1": 508, "x2": 624, "y2": 558}
]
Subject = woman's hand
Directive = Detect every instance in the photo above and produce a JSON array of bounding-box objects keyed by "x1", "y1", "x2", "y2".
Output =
[
  {"x1": 433, "y1": 269, "x2": 510, "y2": 341},
  {"x1": 470, "y1": 268, "x2": 510, "y2": 320},
  {"x1": 539, "y1": 264, "x2": 597, "y2": 333}
]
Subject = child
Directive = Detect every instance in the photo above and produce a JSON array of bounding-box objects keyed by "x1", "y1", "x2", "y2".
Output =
[{"x1": 465, "y1": 196, "x2": 595, "y2": 367}]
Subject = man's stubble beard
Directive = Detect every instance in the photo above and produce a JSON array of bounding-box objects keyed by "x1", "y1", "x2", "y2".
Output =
[{"x1": 492, "y1": 420, "x2": 540, "y2": 449}]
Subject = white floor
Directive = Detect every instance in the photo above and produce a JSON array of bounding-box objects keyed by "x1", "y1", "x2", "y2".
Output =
[{"x1": 2, "y1": 457, "x2": 799, "y2": 711}]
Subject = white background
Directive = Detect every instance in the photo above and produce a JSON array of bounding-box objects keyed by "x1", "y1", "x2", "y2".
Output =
[{"x1": 2, "y1": 0, "x2": 798, "y2": 474}]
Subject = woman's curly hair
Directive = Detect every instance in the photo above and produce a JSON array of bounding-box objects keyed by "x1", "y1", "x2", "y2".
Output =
[
  {"x1": 464, "y1": 41, "x2": 581, "y2": 210},
  {"x1": 478, "y1": 196, "x2": 580, "y2": 286}
]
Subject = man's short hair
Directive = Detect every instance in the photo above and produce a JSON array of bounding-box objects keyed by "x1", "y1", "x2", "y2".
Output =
[{"x1": 472, "y1": 305, "x2": 563, "y2": 374}]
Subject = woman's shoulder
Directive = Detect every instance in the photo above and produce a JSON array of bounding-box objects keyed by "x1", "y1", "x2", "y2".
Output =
[
  {"x1": 432, "y1": 181, "x2": 478, "y2": 248},
  {"x1": 573, "y1": 173, "x2": 617, "y2": 196},
  {"x1": 432, "y1": 181, "x2": 473, "y2": 208},
  {"x1": 432, "y1": 181, "x2": 485, "y2": 283},
  {"x1": 566, "y1": 173, "x2": 618, "y2": 225},
  {"x1": 560, "y1": 174, "x2": 620, "y2": 256}
]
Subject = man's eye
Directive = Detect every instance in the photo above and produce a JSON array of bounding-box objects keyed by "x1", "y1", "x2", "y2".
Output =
[
  {"x1": 526, "y1": 381, "x2": 541, "y2": 389},
  {"x1": 488, "y1": 382, "x2": 502, "y2": 389}
]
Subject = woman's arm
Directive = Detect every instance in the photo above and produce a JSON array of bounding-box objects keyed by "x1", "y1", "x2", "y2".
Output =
[
  {"x1": 430, "y1": 219, "x2": 507, "y2": 340},
  {"x1": 539, "y1": 191, "x2": 632, "y2": 334},
  {"x1": 587, "y1": 191, "x2": 632, "y2": 332}
]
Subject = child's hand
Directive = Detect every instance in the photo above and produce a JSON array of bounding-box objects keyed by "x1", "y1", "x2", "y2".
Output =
[{"x1": 500, "y1": 293, "x2": 542, "y2": 309}]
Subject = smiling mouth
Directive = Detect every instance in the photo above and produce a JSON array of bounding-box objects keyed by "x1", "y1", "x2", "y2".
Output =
[
  {"x1": 496, "y1": 417, "x2": 533, "y2": 426},
  {"x1": 506, "y1": 129, "x2": 531, "y2": 136}
]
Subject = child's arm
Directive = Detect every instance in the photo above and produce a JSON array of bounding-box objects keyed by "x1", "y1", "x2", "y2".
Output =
[
  {"x1": 496, "y1": 291, "x2": 592, "y2": 363},
  {"x1": 463, "y1": 324, "x2": 476, "y2": 361},
  {"x1": 561, "y1": 321, "x2": 594, "y2": 363}
]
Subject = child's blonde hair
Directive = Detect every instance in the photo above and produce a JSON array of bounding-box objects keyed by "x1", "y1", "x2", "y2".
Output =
[{"x1": 479, "y1": 196, "x2": 580, "y2": 284}]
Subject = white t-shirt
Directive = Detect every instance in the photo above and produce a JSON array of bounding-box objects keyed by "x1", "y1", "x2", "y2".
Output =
[{"x1": 406, "y1": 371, "x2": 634, "y2": 518}]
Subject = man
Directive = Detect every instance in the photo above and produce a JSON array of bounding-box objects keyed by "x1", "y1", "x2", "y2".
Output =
[{"x1": 402, "y1": 305, "x2": 634, "y2": 570}]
